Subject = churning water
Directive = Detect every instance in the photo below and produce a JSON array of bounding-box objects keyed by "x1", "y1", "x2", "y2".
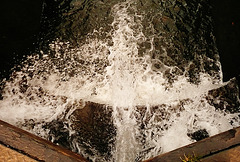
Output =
[{"x1": 0, "y1": 1, "x2": 240, "y2": 161}]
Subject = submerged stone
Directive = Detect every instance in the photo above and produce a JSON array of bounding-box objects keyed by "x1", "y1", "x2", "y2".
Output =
[
  {"x1": 187, "y1": 129, "x2": 209, "y2": 141},
  {"x1": 207, "y1": 78, "x2": 240, "y2": 113},
  {"x1": 43, "y1": 101, "x2": 116, "y2": 160},
  {"x1": 70, "y1": 102, "x2": 116, "y2": 157}
]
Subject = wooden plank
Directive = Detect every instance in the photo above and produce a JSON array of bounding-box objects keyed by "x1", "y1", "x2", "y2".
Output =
[
  {"x1": 144, "y1": 126, "x2": 240, "y2": 162},
  {"x1": 201, "y1": 145, "x2": 240, "y2": 162},
  {"x1": 1, "y1": 119, "x2": 240, "y2": 162},
  {"x1": 0, "y1": 144, "x2": 37, "y2": 162},
  {"x1": 0, "y1": 120, "x2": 88, "y2": 162}
]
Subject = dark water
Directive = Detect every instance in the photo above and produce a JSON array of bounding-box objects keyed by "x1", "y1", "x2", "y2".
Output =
[
  {"x1": 0, "y1": 0, "x2": 239, "y2": 81},
  {"x1": 0, "y1": 0, "x2": 42, "y2": 79},
  {"x1": 211, "y1": 0, "x2": 240, "y2": 82}
]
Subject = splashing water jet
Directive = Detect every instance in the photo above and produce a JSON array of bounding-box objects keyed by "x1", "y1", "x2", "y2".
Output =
[{"x1": 0, "y1": 0, "x2": 240, "y2": 161}]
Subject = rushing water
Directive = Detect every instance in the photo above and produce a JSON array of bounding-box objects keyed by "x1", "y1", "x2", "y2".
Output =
[{"x1": 0, "y1": 0, "x2": 240, "y2": 161}]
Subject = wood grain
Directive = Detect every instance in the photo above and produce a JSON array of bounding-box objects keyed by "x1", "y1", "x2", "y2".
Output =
[
  {"x1": 144, "y1": 126, "x2": 240, "y2": 162},
  {"x1": 0, "y1": 120, "x2": 88, "y2": 162}
]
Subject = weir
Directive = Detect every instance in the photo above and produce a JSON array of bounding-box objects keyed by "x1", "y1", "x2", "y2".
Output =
[{"x1": 0, "y1": 0, "x2": 240, "y2": 162}]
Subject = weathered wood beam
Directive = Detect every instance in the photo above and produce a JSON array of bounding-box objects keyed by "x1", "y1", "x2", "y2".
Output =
[
  {"x1": 0, "y1": 120, "x2": 88, "y2": 162},
  {"x1": 144, "y1": 126, "x2": 240, "y2": 162}
]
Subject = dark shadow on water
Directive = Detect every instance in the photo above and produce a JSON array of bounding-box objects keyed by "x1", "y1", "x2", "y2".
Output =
[
  {"x1": 210, "y1": 0, "x2": 240, "y2": 82},
  {"x1": 0, "y1": 0, "x2": 43, "y2": 80}
]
